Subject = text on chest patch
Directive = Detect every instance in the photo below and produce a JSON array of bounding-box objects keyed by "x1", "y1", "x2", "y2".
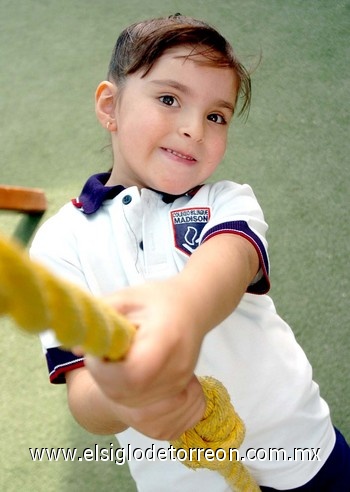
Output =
[{"x1": 170, "y1": 207, "x2": 210, "y2": 255}]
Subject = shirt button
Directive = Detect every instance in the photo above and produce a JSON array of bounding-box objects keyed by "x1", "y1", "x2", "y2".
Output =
[{"x1": 122, "y1": 195, "x2": 132, "y2": 205}]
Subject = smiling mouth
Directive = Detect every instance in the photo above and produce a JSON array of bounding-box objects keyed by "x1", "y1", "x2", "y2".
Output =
[{"x1": 162, "y1": 147, "x2": 197, "y2": 162}]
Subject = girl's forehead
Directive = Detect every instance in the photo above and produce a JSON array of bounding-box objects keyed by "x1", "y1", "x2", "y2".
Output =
[
  {"x1": 144, "y1": 46, "x2": 239, "y2": 93},
  {"x1": 146, "y1": 45, "x2": 237, "y2": 82}
]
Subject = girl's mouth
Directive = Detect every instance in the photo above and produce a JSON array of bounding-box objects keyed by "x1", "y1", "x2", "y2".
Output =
[{"x1": 162, "y1": 147, "x2": 197, "y2": 162}]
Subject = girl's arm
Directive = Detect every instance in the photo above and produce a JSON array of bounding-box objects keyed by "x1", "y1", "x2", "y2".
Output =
[
  {"x1": 66, "y1": 368, "x2": 128, "y2": 435},
  {"x1": 66, "y1": 367, "x2": 205, "y2": 439}
]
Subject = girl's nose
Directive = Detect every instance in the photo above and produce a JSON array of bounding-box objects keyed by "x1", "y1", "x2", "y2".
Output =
[
  {"x1": 182, "y1": 131, "x2": 204, "y2": 143},
  {"x1": 179, "y1": 114, "x2": 204, "y2": 143}
]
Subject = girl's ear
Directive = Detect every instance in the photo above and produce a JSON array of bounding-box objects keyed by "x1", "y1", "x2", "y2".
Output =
[{"x1": 95, "y1": 81, "x2": 118, "y2": 131}]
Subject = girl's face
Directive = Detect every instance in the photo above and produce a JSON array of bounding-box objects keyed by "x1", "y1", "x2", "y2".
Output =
[{"x1": 109, "y1": 46, "x2": 239, "y2": 195}]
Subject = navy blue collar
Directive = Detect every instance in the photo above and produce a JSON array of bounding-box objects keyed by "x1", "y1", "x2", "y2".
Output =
[
  {"x1": 72, "y1": 173, "x2": 201, "y2": 215},
  {"x1": 72, "y1": 173, "x2": 124, "y2": 214}
]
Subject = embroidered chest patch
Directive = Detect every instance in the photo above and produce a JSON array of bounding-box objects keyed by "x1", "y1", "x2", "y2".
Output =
[{"x1": 170, "y1": 207, "x2": 210, "y2": 255}]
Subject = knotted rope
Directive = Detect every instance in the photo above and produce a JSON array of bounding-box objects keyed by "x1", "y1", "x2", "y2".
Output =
[{"x1": 0, "y1": 234, "x2": 260, "y2": 491}]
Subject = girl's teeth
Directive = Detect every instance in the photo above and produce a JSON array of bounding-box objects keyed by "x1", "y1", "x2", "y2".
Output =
[{"x1": 168, "y1": 149, "x2": 194, "y2": 161}]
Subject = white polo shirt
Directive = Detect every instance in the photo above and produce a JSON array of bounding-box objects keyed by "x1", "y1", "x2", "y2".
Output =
[{"x1": 30, "y1": 174, "x2": 335, "y2": 490}]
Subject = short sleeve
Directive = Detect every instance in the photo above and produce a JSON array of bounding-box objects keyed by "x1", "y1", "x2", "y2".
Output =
[
  {"x1": 199, "y1": 181, "x2": 270, "y2": 294},
  {"x1": 30, "y1": 203, "x2": 88, "y2": 383}
]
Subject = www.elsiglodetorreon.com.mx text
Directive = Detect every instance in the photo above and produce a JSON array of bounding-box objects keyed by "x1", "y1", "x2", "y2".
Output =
[{"x1": 29, "y1": 443, "x2": 321, "y2": 465}]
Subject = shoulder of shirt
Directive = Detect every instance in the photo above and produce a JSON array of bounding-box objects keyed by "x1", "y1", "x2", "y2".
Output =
[
  {"x1": 46, "y1": 200, "x2": 90, "y2": 227},
  {"x1": 196, "y1": 180, "x2": 256, "y2": 197},
  {"x1": 31, "y1": 201, "x2": 89, "y2": 251}
]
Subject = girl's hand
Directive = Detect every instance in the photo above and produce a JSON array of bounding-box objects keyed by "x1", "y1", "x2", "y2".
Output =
[
  {"x1": 85, "y1": 277, "x2": 205, "y2": 408},
  {"x1": 101, "y1": 373, "x2": 205, "y2": 440}
]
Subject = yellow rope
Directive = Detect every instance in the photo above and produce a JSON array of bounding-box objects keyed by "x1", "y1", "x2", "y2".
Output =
[
  {"x1": 0, "y1": 234, "x2": 135, "y2": 358},
  {"x1": 0, "y1": 234, "x2": 260, "y2": 491},
  {"x1": 171, "y1": 377, "x2": 260, "y2": 491}
]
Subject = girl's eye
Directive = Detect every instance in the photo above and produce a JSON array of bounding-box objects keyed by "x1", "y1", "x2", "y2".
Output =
[
  {"x1": 159, "y1": 95, "x2": 179, "y2": 107},
  {"x1": 207, "y1": 113, "x2": 226, "y2": 125}
]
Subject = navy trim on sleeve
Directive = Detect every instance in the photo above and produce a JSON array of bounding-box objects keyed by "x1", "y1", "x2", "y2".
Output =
[
  {"x1": 46, "y1": 347, "x2": 85, "y2": 384},
  {"x1": 201, "y1": 220, "x2": 270, "y2": 294}
]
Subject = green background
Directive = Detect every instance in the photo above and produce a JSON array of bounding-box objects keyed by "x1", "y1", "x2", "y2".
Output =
[{"x1": 1, "y1": 1, "x2": 349, "y2": 491}]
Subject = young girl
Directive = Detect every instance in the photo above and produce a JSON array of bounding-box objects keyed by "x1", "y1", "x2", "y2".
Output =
[{"x1": 30, "y1": 14, "x2": 350, "y2": 491}]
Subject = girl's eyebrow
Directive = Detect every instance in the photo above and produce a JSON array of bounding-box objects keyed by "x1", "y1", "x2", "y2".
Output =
[
  {"x1": 149, "y1": 79, "x2": 235, "y2": 114},
  {"x1": 150, "y1": 79, "x2": 191, "y2": 94}
]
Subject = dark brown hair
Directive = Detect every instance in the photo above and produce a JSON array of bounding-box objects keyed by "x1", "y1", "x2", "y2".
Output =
[{"x1": 107, "y1": 14, "x2": 251, "y2": 117}]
